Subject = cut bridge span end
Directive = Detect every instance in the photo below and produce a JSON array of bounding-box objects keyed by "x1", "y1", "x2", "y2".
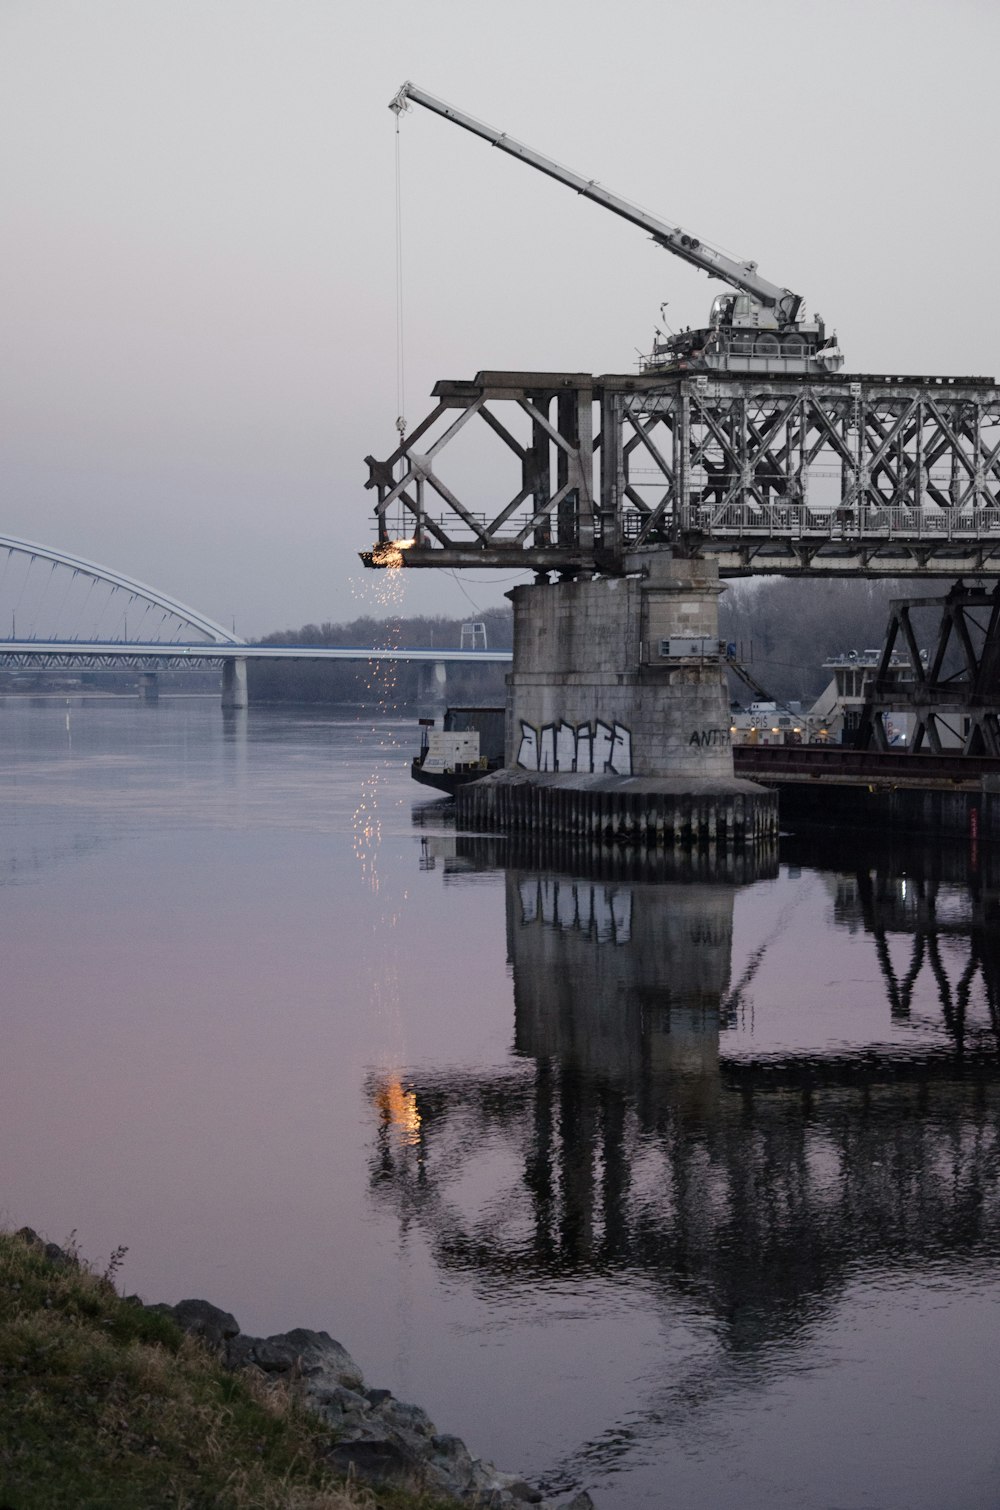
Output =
[{"x1": 366, "y1": 369, "x2": 1000, "y2": 580}]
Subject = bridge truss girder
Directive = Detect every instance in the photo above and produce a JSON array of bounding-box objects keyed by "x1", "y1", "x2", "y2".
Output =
[
  {"x1": 858, "y1": 584, "x2": 1000, "y2": 755},
  {"x1": 0, "y1": 651, "x2": 230, "y2": 672},
  {"x1": 364, "y1": 369, "x2": 1000, "y2": 577}
]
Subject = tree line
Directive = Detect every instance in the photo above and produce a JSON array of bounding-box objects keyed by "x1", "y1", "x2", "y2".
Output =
[
  {"x1": 248, "y1": 580, "x2": 950, "y2": 708},
  {"x1": 719, "y1": 577, "x2": 946, "y2": 705},
  {"x1": 247, "y1": 608, "x2": 512, "y2": 705}
]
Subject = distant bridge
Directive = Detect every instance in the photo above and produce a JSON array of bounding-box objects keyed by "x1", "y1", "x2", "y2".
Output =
[
  {"x1": 0, "y1": 643, "x2": 512, "y2": 670},
  {"x1": 0, "y1": 534, "x2": 509, "y2": 707},
  {"x1": 0, "y1": 533, "x2": 242, "y2": 645},
  {"x1": 0, "y1": 641, "x2": 510, "y2": 709}
]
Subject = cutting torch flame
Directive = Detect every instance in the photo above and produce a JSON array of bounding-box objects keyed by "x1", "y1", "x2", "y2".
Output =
[{"x1": 371, "y1": 538, "x2": 416, "y2": 569}]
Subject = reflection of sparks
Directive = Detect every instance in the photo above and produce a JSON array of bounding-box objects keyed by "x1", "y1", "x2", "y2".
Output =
[
  {"x1": 373, "y1": 1076, "x2": 422, "y2": 1147},
  {"x1": 351, "y1": 775, "x2": 383, "y2": 890}
]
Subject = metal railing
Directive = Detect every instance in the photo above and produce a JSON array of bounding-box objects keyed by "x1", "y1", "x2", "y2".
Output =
[
  {"x1": 374, "y1": 503, "x2": 1000, "y2": 549},
  {"x1": 681, "y1": 503, "x2": 1000, "y2": 538}
]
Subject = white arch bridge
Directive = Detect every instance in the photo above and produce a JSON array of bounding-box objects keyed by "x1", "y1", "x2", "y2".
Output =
[{"x1": 0, "y1": 535, "x2": 509, "y2": 705}]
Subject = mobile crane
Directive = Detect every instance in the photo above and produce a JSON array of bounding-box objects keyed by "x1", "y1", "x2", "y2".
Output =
[{"x1": 390, "y1": 81, "x2": 843, "y2": 377}]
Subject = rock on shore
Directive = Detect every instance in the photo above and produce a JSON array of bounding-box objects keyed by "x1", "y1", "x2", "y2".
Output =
[{"x1": 153, "y1": 1295, "x2": 593, "y2": 1510}]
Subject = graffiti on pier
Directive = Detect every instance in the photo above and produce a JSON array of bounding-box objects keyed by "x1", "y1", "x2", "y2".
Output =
[
  {"x1": 688, "y1": 728, "x2": 732, "y2": 748},
  {"x1": 516, "y1": 719, "x2": 633, "y2": 775},
  {"x1": 519, "y1": 875, "x2": 633, "y2": 944}
]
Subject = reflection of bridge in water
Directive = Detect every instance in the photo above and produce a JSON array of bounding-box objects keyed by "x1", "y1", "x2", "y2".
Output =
[{"x1": 369, "y1": 836, "x2": 1000, "y2": 1483}]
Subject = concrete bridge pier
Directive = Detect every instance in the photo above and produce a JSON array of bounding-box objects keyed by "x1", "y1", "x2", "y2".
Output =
[
  {"x1": 417, "y1": 658, "x2": 448, "y2": 717},
  {"x1": 221, "y1": 656, "x2": 248, "y2": 711},
  {"x1": 458, "y1": 551, "x2": 776, "y2": 847},
  {"x1": 139, "y1": 672, "x2": 159, "y2": 703}
]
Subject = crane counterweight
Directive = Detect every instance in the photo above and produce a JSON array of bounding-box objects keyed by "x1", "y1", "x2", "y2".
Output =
[{"x1": 391, "y1": 80, "x2": 843, "y2": 377}]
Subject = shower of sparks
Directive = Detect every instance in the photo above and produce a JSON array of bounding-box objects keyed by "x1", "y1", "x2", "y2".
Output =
[
  {"x1": 350, "y1": 552, "x2": 408, "y2": 891},
  {"x1": 349, "y1": 552, "x2": 414, "y2": 1138}
]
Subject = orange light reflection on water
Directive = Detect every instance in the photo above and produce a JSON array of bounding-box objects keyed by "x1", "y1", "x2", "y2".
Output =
[{"x1": 373, "y1": 1076, "x2": 422, "y2": 1147}]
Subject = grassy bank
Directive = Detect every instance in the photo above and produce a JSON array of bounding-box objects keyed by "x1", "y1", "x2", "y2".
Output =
[{"x1": 0, "y1": 1229, "x2": 455, "y2": 1510}]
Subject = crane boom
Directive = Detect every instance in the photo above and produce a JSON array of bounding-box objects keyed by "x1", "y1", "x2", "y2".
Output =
[
  {"x1": 389, "y1": 81, "x2": 842, "y2": 375},
  {"x1": 390, "y1": 81, "x2": 795, "y2": 318}
]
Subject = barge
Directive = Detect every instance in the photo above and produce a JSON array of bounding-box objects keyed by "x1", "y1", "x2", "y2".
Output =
[{"x1": 412, "y1": 705, "x2": 504, "y2": 795}]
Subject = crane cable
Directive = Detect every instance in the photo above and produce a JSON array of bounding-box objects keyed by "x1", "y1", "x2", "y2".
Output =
[{"x1": 394, "y1": 113, "x2": 407, "y2": 444}]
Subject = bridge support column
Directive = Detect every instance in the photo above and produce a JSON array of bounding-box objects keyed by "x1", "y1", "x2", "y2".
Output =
[
  {"x1": 221, "y1": 657, "x2": 248, "y2": 711},
  {"x1": 418, "y1": 659, "x2": 448, "y2": 716},
  {"x1": 139, "y1": 672, "x2": 159, "y2": 703},
  {"x1": 457, "y1": 552, "x2": 776, "y2": 847}
]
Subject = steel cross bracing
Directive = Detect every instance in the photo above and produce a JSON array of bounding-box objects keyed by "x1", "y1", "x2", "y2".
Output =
[
  {"x1": 857, "y1": 584, "x2": 1000, "y2": 755},
  {"x1": 364, "y1": 369, "x2": 1000, "y2": 578}
]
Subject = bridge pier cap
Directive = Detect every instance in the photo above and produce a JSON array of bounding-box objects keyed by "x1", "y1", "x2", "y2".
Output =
[{"x1": 505, "y1": 551, "x2": 735, "y2": 781}]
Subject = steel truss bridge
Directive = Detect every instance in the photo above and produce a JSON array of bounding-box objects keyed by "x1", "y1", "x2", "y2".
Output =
[{"x1": 365, "y1": 368, "x2": 1000, "y2": 578}]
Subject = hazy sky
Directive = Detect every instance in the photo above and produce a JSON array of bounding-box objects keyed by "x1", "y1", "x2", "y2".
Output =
[{"x1": 3, "y1": 0, "x2": 999, "y2": 637}]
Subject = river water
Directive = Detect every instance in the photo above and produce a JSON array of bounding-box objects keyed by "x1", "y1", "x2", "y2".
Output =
[{"x1": 1, "y1": 697, "x2": 998, "y2": 1509}]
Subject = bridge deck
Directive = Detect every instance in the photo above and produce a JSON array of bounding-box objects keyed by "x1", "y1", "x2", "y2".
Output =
[
  {"x1": 734, "y1": 744, "x2": 1000, "y2": 790},
  {"x1": 0, "y1": 643, "x2": 513, "y2": 671}
]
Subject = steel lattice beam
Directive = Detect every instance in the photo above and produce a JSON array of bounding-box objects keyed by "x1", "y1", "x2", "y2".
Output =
[
  {"x1": 363, "y1": 369, "x2": 1000, "y2": 577},
  {"x1": 857, "y1": 585, "x2": 1000, "y2": 754}
]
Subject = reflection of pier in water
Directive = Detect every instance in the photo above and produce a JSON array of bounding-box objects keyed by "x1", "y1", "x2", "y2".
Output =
[{"x1": 370, "y1": 836, "x2": 1000, "y2": 1477}]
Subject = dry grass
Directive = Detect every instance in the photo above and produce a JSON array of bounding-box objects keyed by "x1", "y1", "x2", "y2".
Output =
[{"x1": 0, "y1": 1229, "x2": 456, "y2": 1510}]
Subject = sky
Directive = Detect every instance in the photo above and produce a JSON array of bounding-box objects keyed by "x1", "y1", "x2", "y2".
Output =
[{"x1": 2, "y1": 0, "x2": 999, "y2": 638}]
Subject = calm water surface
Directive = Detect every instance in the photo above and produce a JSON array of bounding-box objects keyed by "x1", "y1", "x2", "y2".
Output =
[{"x1": 2, "y1": 697, "x2": 998, "y2": 1510}]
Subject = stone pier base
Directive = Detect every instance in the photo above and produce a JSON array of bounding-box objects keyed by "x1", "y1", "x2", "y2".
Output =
[{"x1": 457, "y1": 770, "x2": 777, "y2": 848}]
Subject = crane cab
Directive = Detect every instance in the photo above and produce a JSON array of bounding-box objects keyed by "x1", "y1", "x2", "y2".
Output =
[{"x1": 709, "y1": 292, "x2": 776, "y2": 331}]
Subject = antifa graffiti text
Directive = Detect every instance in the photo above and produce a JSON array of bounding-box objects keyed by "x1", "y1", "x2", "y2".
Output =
[{"x1": 516, "y1": 719, "x2": 633, "y2": 775}]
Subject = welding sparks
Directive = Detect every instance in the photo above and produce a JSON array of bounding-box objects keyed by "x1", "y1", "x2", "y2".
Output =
[
  {"x1": 370, "y1": 538, "x2": 416, "y2": 569},
  {"x1": 351, "y1": 538, "x2": 408, "y2": 890}
]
